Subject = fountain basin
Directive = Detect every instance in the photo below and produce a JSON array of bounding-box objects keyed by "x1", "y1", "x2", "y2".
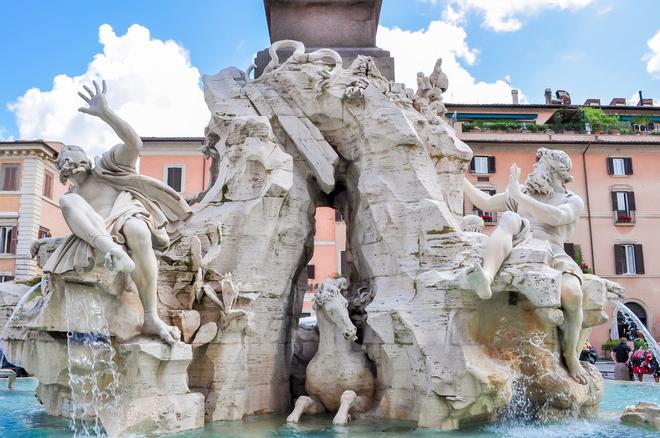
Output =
[{"x1": 1, "y1": 378, "x2": 658, "y2": 437}]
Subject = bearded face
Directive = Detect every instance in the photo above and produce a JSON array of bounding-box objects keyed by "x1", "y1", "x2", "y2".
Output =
[
  {"x1": 57, "y1": 150, "x2": 91, "y2": 184},
  {"x1": 523, "y1": 160, "x2": 556, "y2": 196}
]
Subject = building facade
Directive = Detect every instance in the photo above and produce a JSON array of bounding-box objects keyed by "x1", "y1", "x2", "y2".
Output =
[
  {"x1": 449, "y1": 95, "x2": 660, "y2": 352},
  {"x1": 0, "y1": 141, "x2": 69, "y2": 280}
]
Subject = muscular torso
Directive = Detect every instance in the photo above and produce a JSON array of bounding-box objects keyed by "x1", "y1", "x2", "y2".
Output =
[
  {"x1": 516, "y1": 190, "x2": 579, "y2": 250},
  {"x1": 74, "y1": 175, "x2": 121, "y2": 218}
]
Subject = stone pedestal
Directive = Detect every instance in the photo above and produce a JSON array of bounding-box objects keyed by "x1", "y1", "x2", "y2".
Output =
[
  {"x1": 255, "y1": 0, "x2": 395, "y2": 80},
  {"x1": 101, "y1": 340, "x2": 205, "y2": 437}
]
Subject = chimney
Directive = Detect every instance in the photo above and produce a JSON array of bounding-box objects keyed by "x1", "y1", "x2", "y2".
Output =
[
  {"x1": 512, "y1": 89, "x2": 519, "y2": 105},
  {"x1": 544, "y1": 88, "x2": 552, "y2": 105}
]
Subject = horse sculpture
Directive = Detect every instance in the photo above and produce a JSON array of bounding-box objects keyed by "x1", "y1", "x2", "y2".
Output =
[{"x1": 287, "y1": 278, "x2": 374, "y2": 425}]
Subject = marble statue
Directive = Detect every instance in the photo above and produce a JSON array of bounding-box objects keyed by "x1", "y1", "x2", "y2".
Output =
[
  {"x1": 0, "y1": 369, "x2": 16, "y2": 390},
  {"x1": 464, "y1": 148, "x2": 588, "y2": 383},
  {"x1": 287, "y1": 278, "x2": 374, "y2": 425},
  {"x1": 415, "y1": 58, "x2": 448, "y2": 119},
  {"x1": 2, "y1": 40, "x2": 622, "y2": 435},
  {"x1": 49, "y1": 80, "x2": 191, "y2": 344}
]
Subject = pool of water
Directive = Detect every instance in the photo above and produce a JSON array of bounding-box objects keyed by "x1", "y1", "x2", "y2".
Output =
[{"x1": 1, "y1": 378, "x2": 658, "y2": 437}]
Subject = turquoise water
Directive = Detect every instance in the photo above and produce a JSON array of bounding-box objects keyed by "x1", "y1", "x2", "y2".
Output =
[{"x1": 1, "y1": 378, "x2": 658, "y2": 437}]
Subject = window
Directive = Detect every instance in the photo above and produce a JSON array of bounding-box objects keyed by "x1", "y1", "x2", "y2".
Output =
[
  {"x1": 340, "y1": 251, "x2": 348, "y2": 276},
  {"x1": 615, "y1": 244, "x2": 644, "y2": 275},
  {"x1": 472, "y1": 189, "x2": 497, "y2": 223},
  {"x1": 607, "y1": 157, "x2": 632, "y2": 176},
  {"x1": 335, "y1": 210, "x2": 344, "y2": 222},
  {"x1": 306, "y1": 264, "x2": 316, "y2": 279},
  {"x1": 611, "y1": 191, "x2": 636, "y2": 223},
  {"x1": 469, "y1": 156, "x2": 495, "y2": 174},
  {"x1": 1, "y1": 164, "x2": 20, "y2": 191},
  {"x1": 38, "y1": 227, "x2": 51, "y2": 239},
  {"x1": 165, "y1": 166, "x2": 183, "y2": 192},
  {"x1": 0, "y1": 226, "x2": 16, "y2": 254},
  {"x1": 0, "y1": 275, "x2": 14, "y2": 283},
  {"x1": 42, "y1": 171, "x2": 54, "y2": 198}
]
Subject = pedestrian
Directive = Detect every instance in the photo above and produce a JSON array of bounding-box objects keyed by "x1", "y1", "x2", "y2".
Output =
[{"x1": 610, "y1": 337, "x2": 632, "y2": 381}]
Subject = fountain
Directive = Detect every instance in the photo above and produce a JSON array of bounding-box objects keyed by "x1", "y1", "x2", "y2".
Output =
[{"x1": 615, "y1": 301, "x2": 660, "y2": 358}]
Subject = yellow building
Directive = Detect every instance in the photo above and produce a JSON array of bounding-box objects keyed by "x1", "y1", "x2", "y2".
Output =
[{"x1": 0, "y1": 141, "x2": 69, "y2": 280}]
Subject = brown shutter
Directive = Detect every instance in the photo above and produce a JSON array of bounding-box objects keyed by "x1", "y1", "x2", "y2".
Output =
[
  {"x1": 624, "y1": 158, "x2": 633, "y2": 175},
  {"x1": 488, "y1": 156, "x2": 496, "y2": 173},
  {"x1": 606, "y1": 158, "x2": 614, "y2": 175},
  {"x1": 611, "y1": 191, "x2": 618, "y2": 211},
  {"x1": 627, "y1": 191, "x2": 636, "y2": 211},
  {"x1": 469, "y1": 157, "x2": 476, "y2": 172},
  {"x1": 563, "y1": 243, "x2": 576, "y2": 261},
  {"x1": 9, "y1": 226, "x2": 17, "y2": 254},
  {"x1": 634, "y1": 244, "x2": 644, "y2": 274},
  {"x1": 614, "y1": 245, "x2": 625, "y2": 275}
]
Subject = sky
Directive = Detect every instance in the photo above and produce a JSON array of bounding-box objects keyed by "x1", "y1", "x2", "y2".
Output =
[{"x1": 0, "y1": 0, "x2": 658, "y2": 157}]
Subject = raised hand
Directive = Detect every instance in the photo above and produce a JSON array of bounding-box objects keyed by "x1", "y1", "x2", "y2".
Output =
[
  {"x1": 507, "y1": 163, "x2": 523, "y2": 200},
  {"x1": 78, "y1": 80, "x2": 109, "y2": 118}
]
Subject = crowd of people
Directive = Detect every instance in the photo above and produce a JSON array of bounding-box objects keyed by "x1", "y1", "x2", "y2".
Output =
[{"x1": 610, "y1": 336, "x2": 660, "y2": 382}]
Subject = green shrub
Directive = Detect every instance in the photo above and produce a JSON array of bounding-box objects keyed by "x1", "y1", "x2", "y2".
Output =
[
  {"x1": 581, "y1": 107, "x2": 619, "y2": 131},
  {"x1": 601, "y1": 339, "x2": 620, "y2": 351}
]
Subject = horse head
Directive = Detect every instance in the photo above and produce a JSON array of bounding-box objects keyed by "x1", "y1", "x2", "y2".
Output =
[{"x1": 314, "y1": 279, "x2": 357, "y2": 341}]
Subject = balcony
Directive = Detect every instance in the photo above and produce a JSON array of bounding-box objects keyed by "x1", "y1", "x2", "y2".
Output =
[
  {"x1": 474, "y1": 210, "x2": 497, "y2": 224},
  {"x1": 614, "y1": 210, "x2": 636, "y2": 225}
]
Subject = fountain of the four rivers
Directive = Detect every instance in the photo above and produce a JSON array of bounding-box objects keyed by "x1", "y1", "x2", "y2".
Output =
[{"x1": 1, "y1": 1, "x2": 657, "y2": 436}]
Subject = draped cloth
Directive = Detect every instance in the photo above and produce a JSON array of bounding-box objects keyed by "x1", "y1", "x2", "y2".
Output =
[{"x1": 43, "y1": 146, "x2": 192, "y2": 275}]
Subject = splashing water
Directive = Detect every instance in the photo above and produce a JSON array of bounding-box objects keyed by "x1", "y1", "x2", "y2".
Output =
[
  {"x1": 1, "y1": 280, "x2": 46, "y2": 367},
  {"x1": 64, "y1": 285, "x2": 120, "y2": 437},
  {"x1": 615, "y1": 302, "x2": 660, "y2": 359}
]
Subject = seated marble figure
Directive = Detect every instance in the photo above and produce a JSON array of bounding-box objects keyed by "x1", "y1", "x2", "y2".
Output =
[
  {"x1": 45, "y1": 80, "x2": 192, "y2": 344},
  {"x1": 464, "y1": 148, "x2": 589, "y2": 384}
]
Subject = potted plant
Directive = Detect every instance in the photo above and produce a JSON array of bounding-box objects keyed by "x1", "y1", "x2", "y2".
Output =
[{"x1": 582, "y1": 107, "x2": 619, "y2": 134}]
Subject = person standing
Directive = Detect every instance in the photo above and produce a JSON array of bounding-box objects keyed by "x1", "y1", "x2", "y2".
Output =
[{"x1": 611, "y1": 338, "x2": 632, "y2": 381}]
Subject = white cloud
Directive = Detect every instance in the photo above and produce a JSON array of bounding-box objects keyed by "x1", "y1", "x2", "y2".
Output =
[
  {"x1": 445, "y1": 0, "x2": 597, "y2": 32},
  {"x1": 378, "y1": 21, "x2": 526, "y2": 104},
  {"x1": 8, "y1": 24, "x2": 208, "y2": 159},
  {"x1": 642, "y1": 30, "x2": 660, "y2": 79}
]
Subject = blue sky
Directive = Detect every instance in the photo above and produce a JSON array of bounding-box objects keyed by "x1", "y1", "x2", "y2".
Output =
[{"x1": 0, "y1": 0, "x2": 658, "y2": 147}]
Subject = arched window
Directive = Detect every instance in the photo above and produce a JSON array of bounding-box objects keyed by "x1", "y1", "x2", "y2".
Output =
[{"x1": 617, "y1": 302, "x2": 648, "y2": 339}]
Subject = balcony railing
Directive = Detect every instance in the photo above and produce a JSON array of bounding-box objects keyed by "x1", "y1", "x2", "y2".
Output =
[{"x1": 614, "y1": 210, "x2": 636, "y2": 224}]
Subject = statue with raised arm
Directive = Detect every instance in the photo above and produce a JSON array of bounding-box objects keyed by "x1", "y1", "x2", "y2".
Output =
[
  {"x1": 44, "y1": 80, "x2": 192, "y2": 344},
  {"x1": 463, "y1": 147, "x2": 589, "y2": 384}
]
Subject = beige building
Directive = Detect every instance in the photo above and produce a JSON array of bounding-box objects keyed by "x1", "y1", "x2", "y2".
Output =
[{"x1": 0, "y1": 141, "x2": 69, "y2": 280}]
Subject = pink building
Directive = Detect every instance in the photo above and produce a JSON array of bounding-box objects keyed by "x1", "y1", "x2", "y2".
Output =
[
  {"x1": 139, "y1": 137, "x2": 209, "y2": 199},
  {"x1": 450, "y1": 94, "x2": 660, "y2": 353}
]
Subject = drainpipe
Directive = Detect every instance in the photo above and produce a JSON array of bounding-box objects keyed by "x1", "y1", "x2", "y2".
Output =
[{"x1": 582, "y1": 142, "x2": 595, "y2": 274}]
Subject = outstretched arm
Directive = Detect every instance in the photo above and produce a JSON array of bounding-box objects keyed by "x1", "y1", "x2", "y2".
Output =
[
  {"x1": 463, "y1": 177, "x2": 508, "y2": 212},
  {"x1": 506, "y1": 164, "x2": 583, "y2": 226},
  {"x1": 78, "y1": 80, "x2": 142, "y2": 167}
]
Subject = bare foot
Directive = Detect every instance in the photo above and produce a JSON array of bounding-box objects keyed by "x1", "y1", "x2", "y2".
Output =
[
  {"x1": 287, "y1": 396, "x2": 314, "y2": 423},
  {"x1": 466, "y1": 264, "x2": 493, "y2": 300},
  {"x1": 143, "y1": 312, "x2": 181, "y2": 345},
  {"x1": 103, "y1": 247, "x2": 135, "y2": 273},
  {"x1": 565, "y1": 355, "x2": 589, "y2": 385}
]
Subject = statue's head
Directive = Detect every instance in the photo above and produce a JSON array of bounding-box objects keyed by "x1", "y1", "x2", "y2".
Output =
[
  {"x1": 314, "y1": 279, "x2": 357, "y2": 341},
  {"x1": 56, "y1": 145, "x2": 92, "y2": 184},
  {"x1": 524, "y1": 147, "x2": 573, "y2": 196}
]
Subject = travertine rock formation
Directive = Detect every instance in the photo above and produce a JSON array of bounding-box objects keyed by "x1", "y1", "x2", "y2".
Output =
[
  {"x1": 2, "y1": 40, "x2": 621, "y2": 436},
  {"x1": 620, "y1": 402, "x2": 660, "y2": 431}
]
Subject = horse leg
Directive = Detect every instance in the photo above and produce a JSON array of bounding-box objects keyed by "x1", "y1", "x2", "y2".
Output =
[
  {"x1": 333, "y1": 390, "x2": 369, "y2": 425},
  {"x1": 286, "y1": 395, "x2": 325, "y2": 423}
]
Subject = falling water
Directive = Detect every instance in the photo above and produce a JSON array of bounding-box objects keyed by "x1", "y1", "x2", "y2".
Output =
[
  {"x1": 616, "y1": 301, "x2": 660, "y2": 359},
  {"x1": 1, "y1": 280, "x2": 45, "y2": 369},
  {"x1": 64, "y1": 285, "x2": 120, "y2": 437}
]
